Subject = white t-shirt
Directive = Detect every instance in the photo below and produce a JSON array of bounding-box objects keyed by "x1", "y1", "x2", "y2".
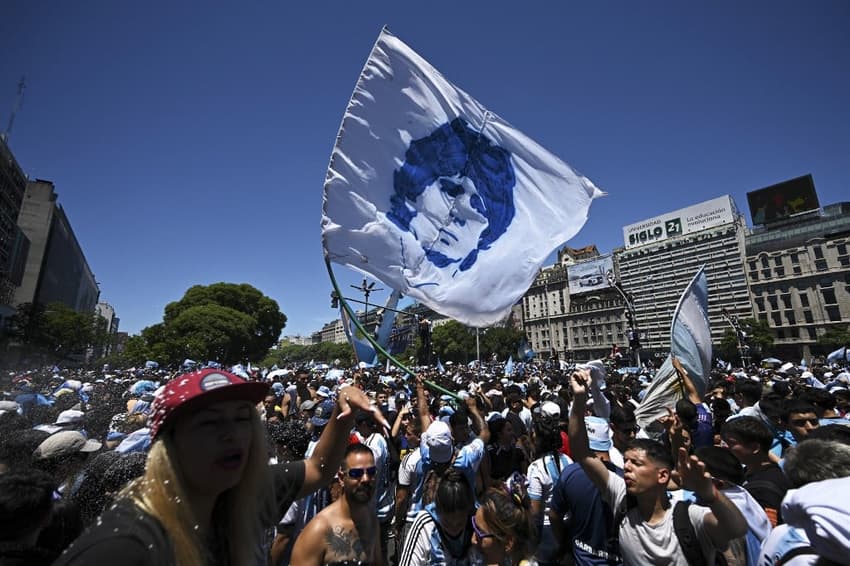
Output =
[
  {"x1": 527, "y1": 452, "x2": 572, "y2": 527},
  {"x1": 603, "y1": 473, "x2": 717, "y2": 565},
  {"x1": 398, "y1": 448, "x2": 423, "y2": 523}
]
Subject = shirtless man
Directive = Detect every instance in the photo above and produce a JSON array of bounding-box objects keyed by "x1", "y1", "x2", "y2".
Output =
[{"x1": 291, "y1": 443, "x2": 381, "y2": 565}]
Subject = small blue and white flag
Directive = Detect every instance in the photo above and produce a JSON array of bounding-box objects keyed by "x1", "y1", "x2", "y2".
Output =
[
  {"x1": 517, "y1": 340, "x2": 534, "y2": 361},
  {"x1": 436, "y1": 358, "x2": 446, "y2": 374},
  {"x1": 669, "y1": 265, "x2": 711, "y2": 398},
  {"x1": 340, "y1": 305, "x2": 379, "y2": 366},
  {"x1": 504, "y1": 355, "x2": 514, "y2": 377},
  {"x1": 827, "y1": 347, "x2": 849, "y2": 366},
  {"x1": 322, "y1": 27, "x2": 603, "y2": 327}
]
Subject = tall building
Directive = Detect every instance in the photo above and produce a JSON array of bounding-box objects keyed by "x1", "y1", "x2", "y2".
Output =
[
  {"x1": 743, "y1": 175, "x2": 850, "y2": 360},
  {"x1": 522, "y1": 263, "x2": 569, "y2": 359},
  {"x1": 615, "y1": 195, "x2": 753, "y2": 358},
  {"x1": 93, "y1": 301, "x2": 120, "y2": 358},
  {"x1": 14, "y1": 180, "x2": 99, "y2": 312},
  {"x1": 0, "y1": 137, "x2": 29, "y2": 320}
]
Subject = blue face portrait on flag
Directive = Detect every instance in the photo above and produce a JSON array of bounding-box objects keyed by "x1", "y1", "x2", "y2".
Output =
[{"x1": 387, "y1": 117, "x2": 516, "y2": 274}]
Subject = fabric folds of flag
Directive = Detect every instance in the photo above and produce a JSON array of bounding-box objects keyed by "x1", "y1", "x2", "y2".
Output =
[
  {"x1": 340, "y1": 305, "x2": 378, "y2": 367},
  {"x1": 321, "y1": 27, "x2": 603, "y2": 327},
  {"x1": 669, "y1": 265, "x2": 711, "y2": 398},
  {"x1": 827, "y1": 347, "x2": 849, "y2": 365},
  {"x1": 504, "y1": 355, "x2": 514, "y2": 377}
]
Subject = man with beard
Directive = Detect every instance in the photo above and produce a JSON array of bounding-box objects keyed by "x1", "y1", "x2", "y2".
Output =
[{"x1": 291, "y1": 443, "x2": 381, "y2": 565}]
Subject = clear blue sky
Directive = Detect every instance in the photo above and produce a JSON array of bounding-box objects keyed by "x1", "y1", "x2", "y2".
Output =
[{"x1": 2, "y1": 1, "x2": 848, "y2": 337}]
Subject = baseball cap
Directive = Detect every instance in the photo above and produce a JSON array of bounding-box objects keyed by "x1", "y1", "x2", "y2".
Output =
[
  {"x1": 311, "y1": 399, "x2": 336, "y2": 427},
  {"x1": 300, "y1": 399, "x2": 319, "y2": 412},
  {"x1": 423, "y1": 420, "x2": 453, "y2": 464},
  {"x1": 148, "y1": 369, "x2": 269, "y2": 438},
  {"x1": 540, "y1": 401, "x2": 561, "y2": 418},
  {"x1": 55, "y1": 409, "x2": 85, "y2": 426},
  {"x1": 585, "y1": 416, "x2": 612, "y2": 452},
  {"x1": 34, "y1": 430, "x2": 101, "y2": 460}
]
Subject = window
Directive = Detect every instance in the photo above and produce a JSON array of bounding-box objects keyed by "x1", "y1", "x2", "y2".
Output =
[
  {"x1": 773, "y1": 257, "x2": 782, "y2": 267},
  {"x1": 748, "y1": 261, "x2": 757, "y2": 271},
  {"x1": 771, "y1": 312, "x2": 782, "y2": 326},
  {"x1": 814, "y1": 247, "x2": 824, "y2": 259},
  {"x1": 789, "y1": 327, "x2": 799, "y2": 338},
  {"x1": 840, "y1": 257, "x2": 850, "y2": 268},
  {"x1": 761, "y1": 256, "x2": 769, "y2": 268},
  {"x1": 800, "y1": 293, "x2": 810, "y2": 307},
  {"x1": 786, "y1": 311, "x2": 796, "y2": 325},
  {"x1": 826, "y1": 306, "x2": 841, "y2": 322},
  {"x1": 768, "y1": 296, "x2": 778, "y2": 310},
  {"x1": 804, "y1": 310, "x2": 814, "y2": 324},
  {"x1": 793, "y1": 265, "x2": 802, "y2": 275},
  {"x1": 815, "y1": 259, "x2": 828, "y2": 271},
  {"x1": 781, "y1": 295, "x2": 792, "y2": 309},
  {"x1": 838, "y1": 244, "x2": 847, "y2": 255},
  {"x1": 822, "y1": 289, "x2": 837, "y2": 305},
  {"x1": 775, "y1": 267, "x2": 785, "y2": 277},
  {"x1": 790, "y1": 253, "x2": 799, "y2": 265},
  {"x1": 762, "y1": 269, "x2": 771, "y2": 279},
  {"x1": 777, "y1": 328, "x2": 786, "y2": 339}
]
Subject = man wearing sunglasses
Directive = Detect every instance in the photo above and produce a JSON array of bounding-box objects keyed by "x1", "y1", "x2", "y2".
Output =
[{"x1": 291, "y1": 443, "x2": 382, "y2": 565}]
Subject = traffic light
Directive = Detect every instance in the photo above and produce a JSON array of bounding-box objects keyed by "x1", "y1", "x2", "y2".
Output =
[{"x1": 331, "y1": 291, "x2": 339, "y2": 309}]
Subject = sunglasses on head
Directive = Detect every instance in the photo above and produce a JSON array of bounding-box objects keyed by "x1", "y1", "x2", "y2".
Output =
[
  {"x1": 471, "y1": 514, "x2": 495, "y2": 540},
  {"x1": 345, "y1": 466, "x2": 377, "y2": 479}
]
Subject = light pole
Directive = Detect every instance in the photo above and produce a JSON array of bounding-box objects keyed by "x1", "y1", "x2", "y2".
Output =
[
  {"x1": 350, "y1": 279, "x2": 383, "y2": 333},
  {"x1": 607, "y1": 272, "x2": 641, "y2": 367},
  {"x1": 721, "y1": 308, "x2": 749, "y2": 368}
]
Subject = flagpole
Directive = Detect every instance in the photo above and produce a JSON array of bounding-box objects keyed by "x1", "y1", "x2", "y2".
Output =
[
  {"x1": 476, "y1": 328, "x2": 480, "y2": 376},
  {"x1": 324, "y1": 257, "x2": 460, "y2": 400}
]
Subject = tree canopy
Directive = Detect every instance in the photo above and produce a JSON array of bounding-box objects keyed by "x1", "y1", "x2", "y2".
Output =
[
  {"x1": 7, "y1": 302, "x2": 108, "y2": 361},
  {"x1": 129, "y1": 282, "x2": 286, "y2": 366}
]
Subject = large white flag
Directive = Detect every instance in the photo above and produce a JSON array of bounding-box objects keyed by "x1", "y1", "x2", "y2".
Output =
[
  {"x1": 669, "y1": 265, "x2": 711, "y2": 398},
  {"x1": 635, "y1": 267, "x2": 711, "y2": 428},
  {"x1": 322, "y1": 27, "x2": 603, "y2": 327}
]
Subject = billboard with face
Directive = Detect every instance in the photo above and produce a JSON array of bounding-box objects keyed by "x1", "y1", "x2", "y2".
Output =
[{"x1": 568, "y1": 255, "x2": 614, "y2": 295}]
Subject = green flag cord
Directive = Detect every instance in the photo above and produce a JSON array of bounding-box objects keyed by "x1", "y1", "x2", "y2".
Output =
[{"x1": 324, "y1": 257, "x2": 460, "y2": 401}]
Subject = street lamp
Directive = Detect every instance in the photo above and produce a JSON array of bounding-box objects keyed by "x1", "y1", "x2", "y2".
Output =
[
  {"x1": 350, "y1": 279, "x2": 383, "y2": 333},
  {"x1": 607, "y1": 271, "x2": 641, "y2": 367},
  {"x1": 721, "y1": 308, "x2": 750, "y2": 368}
]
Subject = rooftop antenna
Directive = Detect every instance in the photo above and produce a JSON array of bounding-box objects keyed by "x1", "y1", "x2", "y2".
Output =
[{"x1": 2, "y1": 76, "x2": 26, "y2": 143}]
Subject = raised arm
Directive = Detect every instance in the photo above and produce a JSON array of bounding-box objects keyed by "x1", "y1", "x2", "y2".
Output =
[
  {"x1": 466, "y1": 394, "x2": 490, "y2": 445},
  {"x1": 677, "y1": 447, "x2": 748, "y2": 547},
  {"x1": 568, "y1": 369, "x2": 610, "y2": 492},
  {"x1": 298, "y1": 385, "x2": 389, "y2": 498}
]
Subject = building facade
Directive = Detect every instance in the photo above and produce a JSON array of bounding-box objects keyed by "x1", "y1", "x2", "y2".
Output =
[
  {"x1": 0, "y1": 137, "x2": 29, "y2": 318},
  {"x1": 615, "y1": 195, "x2": 753, "y2": 357},
  {"x1": 13, "y1": 180, "x2": 99, "y2": 313},
  {"x1": 745, "y1": 202, "x2": 850, "y2": 360},
  {"x1": 522, "y1": 263, "x2": 569, "y2": 359}
]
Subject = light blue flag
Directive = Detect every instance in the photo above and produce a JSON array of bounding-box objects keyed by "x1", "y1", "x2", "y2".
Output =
[
  {"x1": 669, "y1": 265, "x2": 711, "y2": 398},
  {"x1": 340, "y1": 305, "x2": 379, "y2": 366},
  {"x1": 517, "y1": 340, "x2": 534, "y2": 361},
  {"x1": 375, "y1": 290, "x2": 402, "y2": 348},
  {"x1": 504, "y1": 355, "x2": 514, "y2": 377},
  {"x1": 827, "y1": 347, "x2": 849, "y2": 365},
  {"x1": 322, "y1": 27, "x2": 603, "y2": 327},
  {"x1": 436, "y1": 358, "x2": 445, "y2": 374}
]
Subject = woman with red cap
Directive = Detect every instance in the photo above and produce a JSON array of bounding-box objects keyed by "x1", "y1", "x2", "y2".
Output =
[{"x1": 53, "y1": 368, "x2": 387, "y2": 566}]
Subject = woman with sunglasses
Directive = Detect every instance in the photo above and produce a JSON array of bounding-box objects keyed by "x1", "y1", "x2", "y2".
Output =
[
  {"x1": 471, "y1": 487, "x2": 532, "y2": 566},
  {"x1": 398, "y1": 468, "x2": 477, "y2": 565},
  {"x1": 54, "y1": 368, "x2": 386, "y2": 566}
]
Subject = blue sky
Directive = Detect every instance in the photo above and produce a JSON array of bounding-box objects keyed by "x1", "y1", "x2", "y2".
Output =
[{"x1": 2, "y1": 1, "x2": 848, "y2": 337}]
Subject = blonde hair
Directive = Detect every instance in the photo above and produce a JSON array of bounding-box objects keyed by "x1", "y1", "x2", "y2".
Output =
[{"x1": 120, "y1": 407, "x2": 274, "y2": 565}]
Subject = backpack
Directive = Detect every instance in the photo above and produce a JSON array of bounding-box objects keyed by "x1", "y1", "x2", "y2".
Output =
[{"x1": 673, "y1": 501, "x2": 728, "y2": 566}]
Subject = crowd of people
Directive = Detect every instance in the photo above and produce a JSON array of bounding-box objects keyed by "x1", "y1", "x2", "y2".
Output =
[{"x1": 1, "y1": 353, "x2": 849, "y2": 565}]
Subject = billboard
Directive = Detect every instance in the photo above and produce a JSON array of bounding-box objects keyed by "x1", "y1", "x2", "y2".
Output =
[
  {"x1": 623, "y1": 195, "x2": 736, "y2": 249},
  {"x1": 747, "y1": 174, "x2": 819, "y2": 226},
  {"x1": 568, "y1": 255, "x2": 614, "y2": 295}
]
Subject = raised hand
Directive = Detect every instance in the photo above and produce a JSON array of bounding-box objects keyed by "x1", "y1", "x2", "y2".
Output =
[{"x1": 676, "y1": 447, "x2": 715, "y2": 502}]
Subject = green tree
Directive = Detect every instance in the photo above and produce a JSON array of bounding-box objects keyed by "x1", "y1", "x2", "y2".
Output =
[
  {"x1": 716, "y1": 329, "x2": 741, "y2": 363},
  {"x1": 740, "y1": 318, "x2": 774, "y2": 357},
  {"x1": 481, "y1": 326, "x2": 526, "y2": 362},
  {"x1": 431, "y1": 321, "x2": 475, "y2": 363},
  {"x1": 817, "y1": 325, "x2": 850, "y2": 350},
  {"x1": 9, "y1": 302, "x2": 100, "y2": 360},
  {"x1": 140, "y1": 283, "x2": 286, "y2": 366}
]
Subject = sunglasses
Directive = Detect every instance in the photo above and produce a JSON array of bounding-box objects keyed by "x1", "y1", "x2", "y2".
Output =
[
  {"x1": 345, "y1": 466, "x2": 377, "y2": 479},
  {"x1": 471, "y1": 514, "x2": 494, "y2": 540}
]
